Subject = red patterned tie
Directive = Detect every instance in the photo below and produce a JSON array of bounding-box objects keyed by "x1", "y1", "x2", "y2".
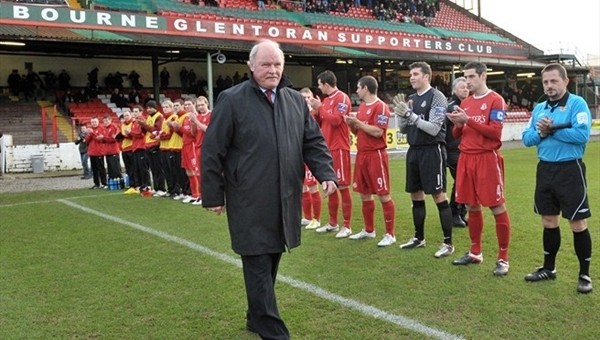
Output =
[{"x1": 265, "y1": 89, "x2": 274, "y2": 104}]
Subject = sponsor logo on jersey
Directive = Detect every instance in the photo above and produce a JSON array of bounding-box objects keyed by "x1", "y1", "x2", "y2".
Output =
[
  {"x1": 472, "y1": 115, "x2": 486, "y2": 124},
  {"x1": 432, "y1": 106, "x2": 446, "y2": 118},
  {"x1": 337, "y1": 103, "x2": 349, "y2": 114},
  {"x1": 576, "y1": 111, "x2": 589, "y2": 125}
]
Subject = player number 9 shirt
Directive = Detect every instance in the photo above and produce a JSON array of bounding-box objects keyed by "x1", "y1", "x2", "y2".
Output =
[{"x1": 356, "y1": 99, "x2": 390, "y2": 151}]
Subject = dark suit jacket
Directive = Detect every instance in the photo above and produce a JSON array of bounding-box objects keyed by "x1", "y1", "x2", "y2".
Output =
[{"x1": 202, "y1": 76, "x2": 336, "y2": 256}]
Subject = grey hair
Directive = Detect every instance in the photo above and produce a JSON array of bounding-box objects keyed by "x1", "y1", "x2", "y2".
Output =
[
  {"x1": 452, "y1": 77, "x2": 466, "y2": 90},
  {"x1": 247, "y1": 39, "x2": 285, "y2": 67}
]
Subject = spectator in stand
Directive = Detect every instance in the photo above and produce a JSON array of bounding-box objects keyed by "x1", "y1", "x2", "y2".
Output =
[
  {"x1": 113, "y1": 72, "x2": 124, "y2": 90},
  {"x1": 224, "y1": 75, "x2": 233, "y2": 89},
  {"x1": 101, "y1": 114, "x2": 123, "y2": 182},
  {"x1": 120, "y1": 110, "x2": 137, "y2": 194},
  {"x1": 180, "y1": 67, "x2": 189, "y2": 89},
  {"x1": 141, "y1": 100, "x2": 166, "y2": 196},
  {"x1": 129, "y1": 87, "x2": 141, "y2": 104},
  {"x1": 7, "y1": 69, "x2": 21, "y2": 96},
  {"x1": 74, "y1": 124, "x2": 92, "y2": 179},
  {"x1": 110, "y1": 88, "x2": 129, "y2": 109},
  {"x1": 188, "y1": 69, "x2": 197, "y2": 92},
  {"x1": 216, "y1": 75, "x2": 225, "y2": 92},
  {"x1": 309, "y1": 70, "x2": 353, "y2": 238},
  {"x1": 18, "y1": 74, "x2": 31, "y2": 101},
  {"x1": 61, "y1": 89, "x2": 75, "y2": 115},
  {"x1": 73, "y1": 88, "x2": 90, "y2": 103},
  {"x1": 58, "y1": 69, "x2": 71, "y2": 91},
  {"x1": 88, "y1": 67, "x2": 99, "y2": 89},
  {"x1": 128, "y1": 70, "x2": 141, "y2": 89},
  {"x1": 522, "y1": 63, "x2": 593, "y2": 294},
  {"x1": 233, "y1": 71, "x2": 241, "y2": 85},
  {"x1": 394, "y1": 61, "x2": 454, "y2": 259},
  {"x1": 354, "y1": 0, "x2": 360, "y2": 7},
  {"x1": 446, "y1": 76, "x2": 469, "y2": 227},
  {"x1": 160, "y1": 67, "x2": 170, "y2": 90},
  {"x1": 105, "y1": 73, "x2": 115, "y2": 91},
  {"x1": 299, "y1": 88, "x2": 322, "y2": 230},
  {"x1": 345, "y1": 76, "x2": 397, "y2": 247},
  {"x1": 257, "y1": 0, "x2": 265, "y2": 9},
  {"x1": 43, "y1": 70, "x2": 56, "y2": 95},
  {"x1": 446, "y1": 62, "x2": 512, "y2": 276},
  {"x1": 26, "y1": 69, "x2": 44, "y2": 100},
  {"x1": 376, "y1": 3, "x2": 387, "y2": 20},
  {"x1": 241, "y1": 73, "x2": 249, "y2": 82},
  {"x1": 84, "y1": 117, "x2": 107, "y2": 189}
]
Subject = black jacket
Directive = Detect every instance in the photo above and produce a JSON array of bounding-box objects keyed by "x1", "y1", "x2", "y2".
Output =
[{"x1": 202, "y1": 76, "x2": 336, "y2": 256}]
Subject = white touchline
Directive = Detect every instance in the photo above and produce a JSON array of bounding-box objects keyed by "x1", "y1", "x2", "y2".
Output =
[{"x1": 58, "y1": 199, "x2": 463, "y2": 340}]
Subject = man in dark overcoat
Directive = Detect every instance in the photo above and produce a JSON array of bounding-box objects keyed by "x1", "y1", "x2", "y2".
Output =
[{"x1": 202, "y1": 40, "x2": 337, "y2": 339}]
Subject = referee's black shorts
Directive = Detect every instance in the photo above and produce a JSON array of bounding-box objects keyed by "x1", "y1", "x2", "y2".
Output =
[
  {"x1": 405, "y1": 144, "x2": 447, "y2": 195},
  {"x1": 534, "y1": 159, "x2": 592, "y2": 220}
]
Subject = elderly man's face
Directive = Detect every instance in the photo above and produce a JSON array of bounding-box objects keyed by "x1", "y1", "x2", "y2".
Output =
[{"x1": 249, "y1": 42, "x2": 284, "y2": 90}]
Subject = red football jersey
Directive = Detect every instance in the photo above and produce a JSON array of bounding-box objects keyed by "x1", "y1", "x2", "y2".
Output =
[
  {"x1": 356, "y1": 98, "x2": 390, "y2": 151},
  {"x1": 316, "y1": 90, "x2": 351, "y2": 151},
  {"x1": 458, "y1": 90, "x2": 506, "y2": 154},
  {"x1": 195, "y1": 111, "x2": 212, "y2": 146}
]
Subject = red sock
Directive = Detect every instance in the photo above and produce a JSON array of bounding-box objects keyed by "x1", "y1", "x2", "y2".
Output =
[
  {"x1": 311, "y1": 191, "x2": 322, "y2": 221},
  {"x1": 328, "y1": 191, "x2": 339, "y2": 225},
  {"x1": 302, "y1": 191, "x2": 312, "y2": 220},
  {"x1": 382, "y1": 200, "x2": 395, "y2": 236},
  {"x1": 189, "y1": 175, "x2": 200, "y2": 199},
  {"x1": 362, "y1": 200, "x2": 375, "y2": 232},
  {"x1": 468, "y1": 210, "x2": 483, "y2": 255},
  {"x1": 494, "y1": 211, "x2": 511, "y2": 261},
  {"x1": 340, "y1": 188, "x2": 352, "y2": 227}
]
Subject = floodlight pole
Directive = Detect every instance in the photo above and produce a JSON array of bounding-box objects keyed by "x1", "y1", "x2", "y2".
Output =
[{"x1": 207, "y1": 52, "x2": 214, "y2": 109}]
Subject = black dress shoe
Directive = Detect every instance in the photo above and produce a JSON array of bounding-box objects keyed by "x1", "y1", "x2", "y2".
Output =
[{"x1": 452, "y1": 215, "x2": 466, "y2": 228}]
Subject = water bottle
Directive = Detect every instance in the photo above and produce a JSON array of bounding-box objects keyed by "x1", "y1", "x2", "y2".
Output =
[
  {"x1": 108, "y1": 178, "x2": 115, "y2": 190},
  {"x1": 124, "y1": 174, "x2": 130, "y2": 188}
]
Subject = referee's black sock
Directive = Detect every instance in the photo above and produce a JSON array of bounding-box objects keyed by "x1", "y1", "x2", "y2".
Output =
[
  {"x1": 436, "y1": 200, "x2": 452, "y2": 245},
  {"x1": 412, "y1": 200, "x2": 426, "y2": 241},
  {"x1": 573, "y1": 229, "x2": 592, "y2": 277},
  {"x1": 543, "y1": 227, "x2": 561, "y2": 271}
]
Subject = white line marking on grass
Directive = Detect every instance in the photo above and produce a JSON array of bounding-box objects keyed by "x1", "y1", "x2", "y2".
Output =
[
  {"x1": 58, "y1": 199, "x2": 463, "y2": 340},
  {"x1": 0, "y1": 194, "x2": 108, "y2": 208}
]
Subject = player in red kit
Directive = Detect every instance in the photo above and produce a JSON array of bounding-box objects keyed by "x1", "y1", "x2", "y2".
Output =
[
  {"x1": 309, "y1": 70, "x2": 353, "y2": 238},
  {"x1": 194, "y1": 96, "x2": 212, "y2": 206},
  {"x1": 300, "y1": 88, "x2": 322, "y2": 230},
  {"x1": 447, "y1": 62, "x2": 512, "y2": 276},
  {"x1": 345, "y1": 76, "x2": 396, "y2": 247},
  {"x1": 176, "y1": 97, "x2": 202, "y2": 204}
]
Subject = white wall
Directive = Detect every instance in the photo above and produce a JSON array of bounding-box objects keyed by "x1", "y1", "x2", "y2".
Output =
[{"x1": 0, "y1": 121, "x2": 529, "y2": 174}]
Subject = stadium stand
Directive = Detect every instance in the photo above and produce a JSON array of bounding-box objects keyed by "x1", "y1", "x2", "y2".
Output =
[{"x1": 90, "y1": 0, "x2": 521, "y2": 47}]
